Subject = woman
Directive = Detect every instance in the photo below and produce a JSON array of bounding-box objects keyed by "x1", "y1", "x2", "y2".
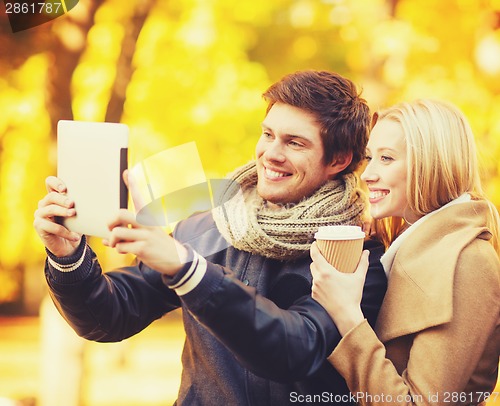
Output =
[{"x1": 310, "y1": 99, "x2": 500, "y2": 405}]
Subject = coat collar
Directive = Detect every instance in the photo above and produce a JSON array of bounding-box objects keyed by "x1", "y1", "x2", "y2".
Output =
[
  {"x1": 375, "y1": 200, "x2": 492, "y2": 342},
  {"x1": 380, "y1": 194, "x2": 472, "y2": 276}
]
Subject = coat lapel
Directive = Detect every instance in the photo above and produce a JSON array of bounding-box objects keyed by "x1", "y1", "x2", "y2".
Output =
[{"x1": 375, "y1": 201, "x2": 491, "y2": 343}]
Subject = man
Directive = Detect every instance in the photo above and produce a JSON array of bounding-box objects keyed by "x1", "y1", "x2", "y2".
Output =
[{"x1": 34, "y1": 70, "x2": 387, "y2": 405}]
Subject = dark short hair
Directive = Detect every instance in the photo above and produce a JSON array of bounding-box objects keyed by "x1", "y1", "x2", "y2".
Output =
[{"x1": 262, "y1": 70, "x2": 370, "y2": 174}]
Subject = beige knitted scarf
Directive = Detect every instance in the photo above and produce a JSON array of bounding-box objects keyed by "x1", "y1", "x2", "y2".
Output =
[{"x1": 212, "y1": 161, "x2": 366, "y2": 260}]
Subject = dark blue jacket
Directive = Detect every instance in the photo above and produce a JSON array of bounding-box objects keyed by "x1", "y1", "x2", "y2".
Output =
[{"x1": 46, "y1": 211, "x2": 387, "y2": 405}]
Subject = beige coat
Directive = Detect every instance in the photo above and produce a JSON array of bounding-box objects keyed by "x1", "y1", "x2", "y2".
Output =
[{"x1": 329, "y1": 200, "x2": 500, "y2": 406}]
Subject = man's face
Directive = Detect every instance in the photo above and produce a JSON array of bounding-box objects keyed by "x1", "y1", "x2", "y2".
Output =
[{"x1": 255, "y1": 102, "x2": 343, "y2": 207}]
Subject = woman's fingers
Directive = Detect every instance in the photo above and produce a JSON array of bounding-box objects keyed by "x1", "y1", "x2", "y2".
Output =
[
  {"x1": 354, "y1": 250, "x2": 370, "y2": 278},
  {"x1": 310, "y1": 242, "x2": 333, "y2": 269}
]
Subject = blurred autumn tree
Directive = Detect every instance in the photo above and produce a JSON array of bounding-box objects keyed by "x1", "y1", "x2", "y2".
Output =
[{"x1": 0, "y1": 0, "x2": 499, "y2": 312}]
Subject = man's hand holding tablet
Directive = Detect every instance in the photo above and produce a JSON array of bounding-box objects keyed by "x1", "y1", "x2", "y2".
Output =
[
  {"x1": 34, "y1": 120, "x2": 129, "y2": 257},
  {"x1": 34, "y1": 120, "x2": 189, "y2": 275},
  {"x1": 56, "y1": 120, "x2": 129, "y2": 239},
  {"x1": 34, "y1": 176, "x2": 82, "y2": 257}
]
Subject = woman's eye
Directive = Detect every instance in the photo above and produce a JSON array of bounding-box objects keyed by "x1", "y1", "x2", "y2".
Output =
[
  {"x1": 380, "y1": 155, "x2": 394, "y2": 162},
  {"x1": 364, "y1": 155, "x2": 372, "y2": 161}
]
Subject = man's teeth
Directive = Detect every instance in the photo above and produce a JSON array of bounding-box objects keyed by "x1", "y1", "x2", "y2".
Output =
[
  {"x1": 370, "y1": 190, "x2": 388, "y2": 199},
  {"x1": 266, "y1": 168, "x2": 288, "y2": 178}
]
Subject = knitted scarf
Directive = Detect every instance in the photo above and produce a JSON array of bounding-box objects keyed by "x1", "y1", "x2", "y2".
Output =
[{"x1": 212, "y1": 161, "x2": 366, "y2": 260}]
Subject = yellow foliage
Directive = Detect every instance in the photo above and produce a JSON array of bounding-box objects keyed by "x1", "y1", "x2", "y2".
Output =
[{"x1": 1, "y1": 0, "x2": 500, "y2": 306}]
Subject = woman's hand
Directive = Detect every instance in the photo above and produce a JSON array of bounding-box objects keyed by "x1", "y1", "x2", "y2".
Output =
[
  {"x1": 310, "y1": 242, "x2": 370, "y2": 336},
  {"x1": 103, "y1": 209, "x2": 189, "y2": 277},
  {"x1": 33, "y1": 176, "x2": 83, "y2": 257}
]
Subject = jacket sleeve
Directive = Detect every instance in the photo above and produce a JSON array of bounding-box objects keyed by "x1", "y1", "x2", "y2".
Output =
[
  {"x1": 176, "y1": 239, "x2": 387, "y2": 382},
  {"x1": 45, "y1": 238, "x2": 181, "y2": 342},
  {"x1": 327, "y1": 242, "x2": 500, "y2": 406},
  {"x1": 360, "y1": 239, "x2": 388, "y2": 329}
]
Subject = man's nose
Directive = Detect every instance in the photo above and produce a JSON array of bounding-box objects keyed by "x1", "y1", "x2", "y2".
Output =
[{"x1": 263, "y1": 140, "x2": 286, "y2": 162}]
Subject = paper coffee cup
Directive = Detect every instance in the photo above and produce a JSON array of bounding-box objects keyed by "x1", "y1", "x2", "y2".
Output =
[{"x1": 314, "y1": 225, "x2": 365, "y2": 273}]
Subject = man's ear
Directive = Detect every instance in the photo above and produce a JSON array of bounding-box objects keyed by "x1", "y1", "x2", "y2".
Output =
[{"x1": 325, "y1": 152, "x2": 353, "y2": 177}]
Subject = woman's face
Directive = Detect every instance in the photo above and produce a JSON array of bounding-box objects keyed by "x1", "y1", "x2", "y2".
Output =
[{"x1": 361, "y1": 119, "x2": 417, "y2": 222}]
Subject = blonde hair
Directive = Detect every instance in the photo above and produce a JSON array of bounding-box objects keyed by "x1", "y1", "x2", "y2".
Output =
[{"x1": 371, "y1": 99, "x2": 500, "y2": 253}]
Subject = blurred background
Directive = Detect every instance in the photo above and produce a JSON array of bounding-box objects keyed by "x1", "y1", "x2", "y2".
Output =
[{"x1": 0, "y1": 0, "x2": 499, "y2": 405}]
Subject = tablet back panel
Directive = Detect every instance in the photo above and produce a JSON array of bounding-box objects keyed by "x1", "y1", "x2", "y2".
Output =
[{"x1": 57, "y1": 120, "x2": 128, "y2": 238}]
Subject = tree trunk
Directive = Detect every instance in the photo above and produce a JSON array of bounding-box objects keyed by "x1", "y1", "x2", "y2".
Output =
[
  {"x1": 388, "y1": 0, "x2": 399, "y2": 17},
  {"x1": 45, "y1": 0, "x2": 105, "y2": 140},
  {"x1": 105, "y1": 0, "x2": 157, "y2": 123}
]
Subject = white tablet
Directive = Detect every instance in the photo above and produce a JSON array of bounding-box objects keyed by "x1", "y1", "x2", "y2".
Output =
[{"x1": 57, "y1": 120, "x2": 129, "y2": 238}]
